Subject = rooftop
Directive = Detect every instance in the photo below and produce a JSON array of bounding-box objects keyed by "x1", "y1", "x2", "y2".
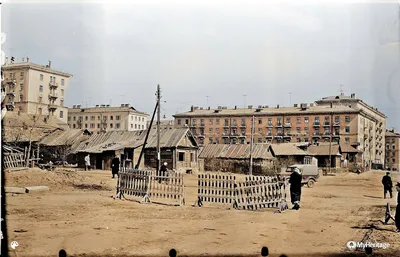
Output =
[
  {"x1": 174, "y1": 104, "x2": 359, "y2": 117},
  {"x1": 68, "y1": 105, "x2": 149, "y2": 116},
  {"x1": 199, "y1": 144, "x2": 273, "y2": 160},
  {"x1": 2, "y1": 60, "x2": 72, "y2": 77}
]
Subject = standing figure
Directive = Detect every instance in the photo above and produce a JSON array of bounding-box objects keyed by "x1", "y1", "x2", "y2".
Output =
[
  {"x1": 396, "y1": 181, "x2": 400, "y2": 232},
  {"x1": 289, "y1": 167, "x2": 302, "y2": 210},
  {"x1": 84, "y1": 154, "x2": 91, "y2": 171},
  {"x1": 111, "y1": 156, "x2": 120, "y2": 179},
  {"x1": 160, "y1": 162, "x2": 168, "y2": 175},
  {"x1": 382, "y1": 172, "x2": 393, "y2": 199}
]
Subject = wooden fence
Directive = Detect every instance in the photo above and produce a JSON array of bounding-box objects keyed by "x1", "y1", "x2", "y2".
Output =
[
  {"x1": 234, "y1": 175, "x2": 287, "y2": 211},
  {"x1": 116, "y1": 169, "x2": 185, "y2": 206},
  {"x1": 197, "y1": 173, "x2": 236, "y2": 206},
  {"x1": 3, "y1": 153, "x2": 25, "y2": 169}
]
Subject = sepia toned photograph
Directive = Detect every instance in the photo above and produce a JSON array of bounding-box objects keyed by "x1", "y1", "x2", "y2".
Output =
[{"x1": 1, "y1": 0, "x2": 400, "y2": 256}]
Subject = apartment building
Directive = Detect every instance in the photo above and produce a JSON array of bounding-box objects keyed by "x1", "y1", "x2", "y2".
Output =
[
  {"x1": 67, "y1": 104, "x2": 149, "y2": 133},
  {"x1": 1, "y1": 58, "x2": 72, "y2": 123},
  {"x1": 173, "y1": 94, "x2": 387, "y2": 168},
  {"x1": 385, "y1": 129, "x2": 400, "y2": 171}
]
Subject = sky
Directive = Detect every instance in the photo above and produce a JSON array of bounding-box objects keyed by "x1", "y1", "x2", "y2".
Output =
[{"x1": 1, "y1": 0, "x2": 400, "y2": 129}]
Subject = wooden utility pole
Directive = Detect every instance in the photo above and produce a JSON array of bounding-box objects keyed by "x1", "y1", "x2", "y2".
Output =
[
  {"x1": 249, "y1": 116, "x2": 255, "y2": 175},
  {"x1": 329, "y1": 111, "x2": 333, "y2": 174},
  {"x1": 156, "y1": 85, "x2": 161, "y2": 174}
]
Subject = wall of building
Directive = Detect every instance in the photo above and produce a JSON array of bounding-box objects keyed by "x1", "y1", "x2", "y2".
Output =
[{"x1": 385, "y1": 135, "x2": 400, "y2": 171}]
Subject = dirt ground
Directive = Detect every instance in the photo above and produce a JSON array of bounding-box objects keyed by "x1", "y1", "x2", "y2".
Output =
[{"x1": 4, "y1": 168, "x2": 400, "y2": 257}]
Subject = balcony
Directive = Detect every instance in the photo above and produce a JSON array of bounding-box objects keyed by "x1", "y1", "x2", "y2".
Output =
[
  {"x1": 4, "y1": 78, "x2": 16, "y2": 84},
  {"x1": 322, "y1": 132, "x2": 331, "y2": 138},
  {"x1": 332, "y1": 132, "x2": 340, "y2": 138},
  {"x1": 239, "y1": 134, "x2": 246, "y2": 138},
  {"x1": 198, "y1": 134, "x2": 205, "y2": 138},
  {"x1": 48, "y1": 92, "x2": 58, "y2": 99},
  {"x1": 48, "y1": 104, "x2": 57, "y2": 110},
  {"x1": 231, "y1": 124, "x2": 238, "y2": 128},
  {"x1": 333, "y1": 122, "x2": 340, "y2": 127},
  {"x1": 6, "y1": 91, "x2": 16, "y2": 96},
  {"x1": 284, "y1": 123, "x2": 291, "y2": 128},
  {"x1": 223, "y1": 124, "x2": 229, "y2": 128},
  {"x1": 199, "y1": 123, "x2": 205, "y2": 128},
  {"x1": 6, "y1": 102, "x2": 15, "y2": 109},
  {"x1": 313, "y1": 122, "x2": 320, "y2": 127},
  {"x1": 265, "y1": 134, "x2": 274, "y2": 138},
  {"x1": 283, "y1": 133, "x2": 292, "y2": 139},
  {"x1": 190, "y1": 124, "x2": 197, "y2": 128},
  {"x1": 222, "y1": 133, "x2": 230, "y2": 138},
  {"x1": 275, "y1": 123, "x2": 283, "y2": 127},
  {"x1": 240, "y1": 123, "x2": 246, "y2": 128},
  {"x1": 49, "y1": 81, "x2": 59, "y2": 89},
  {"x1": 312, "y1": 132, "x2": 321, "y2": 138},
  {"x1": 275, "y1": 133, "x2": 283, "y2": 138},
  {"x1": 266, "y1": 123, "x2": 274, "y2": 128},
  {"x1": 230, "y1": 133, "x2": 240, "y2": 137},
  {"x1": 323, "y1": 122, "x2": 331, "y2": 127}
]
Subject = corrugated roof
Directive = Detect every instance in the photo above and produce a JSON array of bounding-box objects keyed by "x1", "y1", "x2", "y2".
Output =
[
  {"x1": 73, "y1": 127, "x2": 197, "y2": 154},
  {"x1": 39, "y1": 129, "x2": 91, "y2": 146},
  {"x1": 173, "y1": 105, "x2": 358, "y2": 117},
  {"x1": 199, "y1": 144, "x2": 273, "y2": 159},
  {"x1": 268, "y1": 143, "x2": 310, "y2": 156},
  {"x1": 307, "y1": 144, "x2": 341, "y2": 156},
  {"x1": 340, "y1": 143, "x2": 361, "y2": 153}
]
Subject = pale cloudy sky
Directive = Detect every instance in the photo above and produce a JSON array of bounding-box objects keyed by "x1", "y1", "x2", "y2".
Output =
[{"x1": 1, "y1": 0, "x2": 399, "y2": 129}]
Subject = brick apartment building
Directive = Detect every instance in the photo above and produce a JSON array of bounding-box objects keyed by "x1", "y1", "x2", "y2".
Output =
[
  {"x1": 67, "y1": 104, "x2": 149, "y2": 134},
  {"x1": 385, "y1": 129, "x2": 400, "y2": 171},
  {"x1": 173, "y1": 93, "x2": 386, "y2": 168},
  {"x1": 1, "y1": 58, "x2": 72, "y2": 123}
]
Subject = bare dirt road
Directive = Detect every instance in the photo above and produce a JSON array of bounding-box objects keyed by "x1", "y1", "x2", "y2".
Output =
[{"x1": 4, "y1": 168, "x2": 400, "y2": 257}]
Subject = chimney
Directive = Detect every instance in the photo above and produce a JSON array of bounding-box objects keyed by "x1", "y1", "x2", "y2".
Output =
[
  {"x1": 26, "y1": 57, "x2": 30, "y2": 62},
  {"x1": 48, "y1": 60, "x2": 52, "y2": 68},
  {"x1": 190, "y1": 105, "x2": 194, "y2": 112},
  {"x1": 351, "y1": 93, "x2": 355, "y2": 99},
  {"x1": 276, "y1": 104, "x2": 279, "y2": 108},
  {"x1": 234, "y1": 106, "x2": 237, "y2": 110}
]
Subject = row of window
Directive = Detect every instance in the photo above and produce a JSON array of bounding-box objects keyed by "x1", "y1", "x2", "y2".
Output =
[
  {"x1": 192, "y1": 126, "x2": 350, "y2": 135},
  {"x1": 69, "y1": 123, "x2": 145, "y2": 130},
  {"x1": 203, "y1": 137, "x2": 350, "y2": 145},
  {"x1": 39, "y1": 74, "x2": 65, "y2": 85},
  {"x1": 386, "y1": 158, "x2": 397, "y2": 163},
  {"x1": 68, "y1": 115, "x2": 145, "y2": 122},
  {"x1": 386, "y1": 144, "x2": 397, "y2": 150},
  {"x1": 178, "y1": 116, "x2": 352, "y2": 126},
  {"x1": 39, "y1": 85, "x2": 64, "y2": 95}
]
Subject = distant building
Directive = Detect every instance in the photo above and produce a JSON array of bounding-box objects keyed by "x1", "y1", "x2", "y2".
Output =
[
  {"x1": 1, "y1": 58, "x2": 73, "y2": 123},
  {"x1": 173, "y1": 93, "x2": 386, "y2": 168},
  {"x1": 385, "y1": 129, "x2": 400, "y2": 171},
  {"x1": 67, "y1": 104, "x2": 149, "y2": 134}
]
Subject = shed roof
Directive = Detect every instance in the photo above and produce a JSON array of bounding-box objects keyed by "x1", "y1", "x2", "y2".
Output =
[
  {"x1": 307, "y1": 144, "x2": 342, "y2": 156},
  {"x1": 199, "y1": 144, "x2": 273, "y2": 160},
  {"x1": 340, "y1": 143, "x2": 361, "y2": 153},
  {"x1": 268, "y1": 143, "x2": 310, "y2": 156}
]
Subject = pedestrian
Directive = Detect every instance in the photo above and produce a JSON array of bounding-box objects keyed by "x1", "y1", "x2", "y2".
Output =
[
  {"x1": 84, "y1": 154, "x2": 91, "y2": 171},
  {"x1": 396, "y1": 181, "x2": 400, "y2": 232},
  {"x1": 382, "y1": 172, "x2": 393, "y2": 199},
  {"x1": 396, "y1": 181, "x2": 400, "y2": 204},
  {"x1": 289, "y1": 167, "x2": 302, "y2": 210},
  {"x1": 160, "y1": 162, "x2": 168, "y2": 175},
  {"x1": 111, "y1": 155, "x2": 120, "y2": 179}
]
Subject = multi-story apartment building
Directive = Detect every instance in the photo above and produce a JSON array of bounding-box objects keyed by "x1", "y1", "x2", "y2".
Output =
[
  {"x1": 385, "y1": 129, "x2": 400, "y2": 171},
  {"x1": 1, "y1": 58, "x2": 72, "y2": 123},
  {"x1": 67, "y1": 104, "x2": 149, "y2": 133},
  {"x1": 173, "y1": 94, "x2": 387, "y2": 168}
]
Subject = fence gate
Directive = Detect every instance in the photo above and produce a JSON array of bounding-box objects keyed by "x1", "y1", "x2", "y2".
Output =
[
  {"x1": 197, "y1": 173, "x2": 236, "y2": 207},
  {"x1": 234, "y1": 175, "x2": 287, "y2": 211},
  {"x1": 148, "y1": 171, "x2": 185, "y2": 206},
  {"x1": 116, "y1": 168, "x2": 152, "y2": 202}
]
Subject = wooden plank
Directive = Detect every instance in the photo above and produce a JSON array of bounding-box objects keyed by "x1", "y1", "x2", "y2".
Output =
[
  {"x1": 25, "y1": 186, "x2": 50, "y2": 193},
  {"x1": 5, "y1": 187, "x2": 26, "y2": 194}
]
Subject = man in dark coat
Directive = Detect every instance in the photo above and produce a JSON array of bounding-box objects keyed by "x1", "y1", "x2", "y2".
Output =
[
  {"x1": 396, "y1": 181, "x2": 400, "y2": 232},
  {"x1": 111, "y1": 156, "x2": 120, "y2": 179},
  {"x1": 289, "y1": 167, "x2": 302, "y2": 210},
  {"x1": 382, "y1": 172, "x2": 393, "y2": 199}
]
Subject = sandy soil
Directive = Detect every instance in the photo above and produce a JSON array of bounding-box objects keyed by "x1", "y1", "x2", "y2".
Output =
[{"x1": 4, "y1": 168, "x2": 400, "y2": 257}]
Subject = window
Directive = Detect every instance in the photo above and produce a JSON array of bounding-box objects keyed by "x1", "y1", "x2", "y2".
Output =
[
  {"x1": 258, "y1": 128, "x2": 262, "y2": 134},
  {"x1": 85, "y1": 116, "x2": 88, "y2": 121},
  {"x1": 297, "y1": 117, "x2": 301, "y2": 124},
  {"x1": 200, "y1": 119, "x2": 204, "y2": 126},
  {"x1": 116, "y1": 116, "x2": 120, "y2": 120},
  {"x1": 345, "y1": 116, "x2": 350, "y2": 122},
  {"x1": 178, "y1": 152, "x2": 185, "y2": 162},
  {"x1": 178, "y1": 119, "x2": 182, "y2": 125},
  {"x1": 209, "y1": 119, "x2": 213, "y2": 125},
  {"x1": 90, "y1": 124, "x2": 95, "y2": 129},
  {"x1": 110, "y1": 124, "x2": 114, "y2": 128},
  {"x1": 314, "y1": 117, "x2": 320, "y2": 123},
  {"x1": 98, "y1": 116, "x2": 100, "y2": 120},
  {"x1": 345, "y1": 137, "x2": 350, "y2": 142},
  {"x1": 116, "y1": 123, "x2": 120, "y2": 129},
  {"x1": 135, "y1": 124, "x2": 137, "y2": 129},
  {"x1": 60, "y1": 100, "x2": 64, "y2": 106},
  {"x1": 61, "y1": 89, "x2": 64, "y2": 96},
  {"x1": 190, "y1": 153, "x2": 195, "y2": 162},
  {"x1": 68, "y1": 117, "x2": 71, "y2": 121},
  {"x1": 131, "y1": 124, "x2": 133, "y2": 129},
  {"x1": 345, "y1": 126, "x2": 350, "y2": 133},
  {"x1": 40, "y1": 74, "x2": 43, "y2": 81},
  {"x1": 209, "y1": 128, "x2": 213, "y2": 134},
  {"x1": 110, "y1": 116, "x2": 114, "y2": 120},
  {"x1": 277, "y1": 118, "x2": 281, "y2": 124},
  {"x1": 393, "y1": 145, "x2": 396, "y2": 150},
  {"x1": 91, "y1": 116, "x2": 95, "y2": 120},
  {"x1": 73, "y1": 116, "x2": 76, "y2": 121},
  {"x1": 135, "y1": 116, "x2": 137, "y2": 121},
  {"x1": 286, "y1": 117, "x2": 291, "y2": 124},
  {"x1": 267, "y1": 118, "x2": 272, "y2": 126},
  {"x1": 61, "y1": 79, "x2": 64, "y2": 86},
  {"x1": 224, "y1": 128, "x2": 229, "y2": 135},
  {"x1": 38, "y1": 108, "x2": 42, "y2": 114},
  {"x1": 267, "y1": 129, "x2": 272, "y2": 135},
  {"x1": 305, "y1": 128, "x2": 309, "y2": 134},
  {"x1": 216, "y1": 119, "x2": 220, "y2": 125},
  {"x1": 258, "y1": 118, "x2": 262, "y2": 124},
  {"x1": 192, "y1": 119, "x2": 196, "y2": 125},
  {"x1": 39, "y1": 85, "x2": 43, "y2": 92},
  {"x1": 304, "y1": 117, "x2": 309, "y2": 123},
  {"x1": 224, "y1": 119, "x2": 229, "y2": 126},
  {"x1": 209, "y1": 138, "x2": 213, "y2": 144},
  {"x1": 142, "y1": 125, "x2": 144, "y2": 129},
  {"x1": 38, "y1": 96, "x2": 42, "y2": 103},
  {"x1": 185, "y1": 119, "x2": 189, "y2": 125},
  {"x1": 73, "y1": 124, "x2": 76, "y2": 129},
  {"x1": 85, "y1": 124, "x2": 88, "y2": 128},
  {"x1": 393, "y1": 159, "x2": 396, "y2": 163},
  {"x1": 296, "y1": 127, "x2": 301, "y2": 134},
  {"x1": 20, "y1": 71, "x2": 24, "y2": 78},
  {"x1": 258, "y1": 138, "x2": 262, "y2": 143},
  {"x1": 97, "y1": 124, "x2": 100, "y2": 129},
  {"x1": 297, "y1": 138, "x2": 301, "y2": 143},
  {"x1": 335, "y1": 116, "x2": 340, "y2": 123},
  {"x1": 20, "y1": 83, "x2": 24, "y2": 90},
  {"x1": 216, "y1": 128, "x2": 220, "y2": 134}
]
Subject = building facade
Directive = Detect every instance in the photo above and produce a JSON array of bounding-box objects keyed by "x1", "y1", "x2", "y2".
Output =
[
  {"x1": 67, "y1": 104, "x2": 149, "y2": 133},
  {"x1": 173, "y1": 94, "x2": 387, "y2": 168},
  {"x1": 1, "y1": 59, "x2": 72, "y2": 123},
  {"x1": 385, "y1": 129, "x2": 400, "y2": 171}
]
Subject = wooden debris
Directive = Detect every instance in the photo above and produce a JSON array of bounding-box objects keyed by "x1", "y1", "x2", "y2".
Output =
[
  {"x1": 25, "y1": 186, "x2": 50, "y2": 193},
  {"x1": 5, "y1": 187, "x2": 26, "y2": 194}
]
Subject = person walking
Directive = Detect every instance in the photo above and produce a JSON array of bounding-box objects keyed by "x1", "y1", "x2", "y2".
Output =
[
  {"x1": 382, "y1": 172, "x2": 393, "y2": 199},
  {"x1": 289, "y1": 167, "x2": 302, "y2": 210},
  {"x1": 84, "y1": 154, "x2": 91, "y2": 171},
  {"x1": 111, "y1": 155, "x2": 120, "y2": 179}
]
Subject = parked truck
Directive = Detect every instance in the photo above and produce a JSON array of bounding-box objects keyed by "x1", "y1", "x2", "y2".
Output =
[{"x1": 279, "y1": 164, "x2": 320, "y2": 188}]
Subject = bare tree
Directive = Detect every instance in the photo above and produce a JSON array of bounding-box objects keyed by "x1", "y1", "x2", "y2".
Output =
[{"x1": 25, "y1": 99, "x2": 44, "y2": 167}]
